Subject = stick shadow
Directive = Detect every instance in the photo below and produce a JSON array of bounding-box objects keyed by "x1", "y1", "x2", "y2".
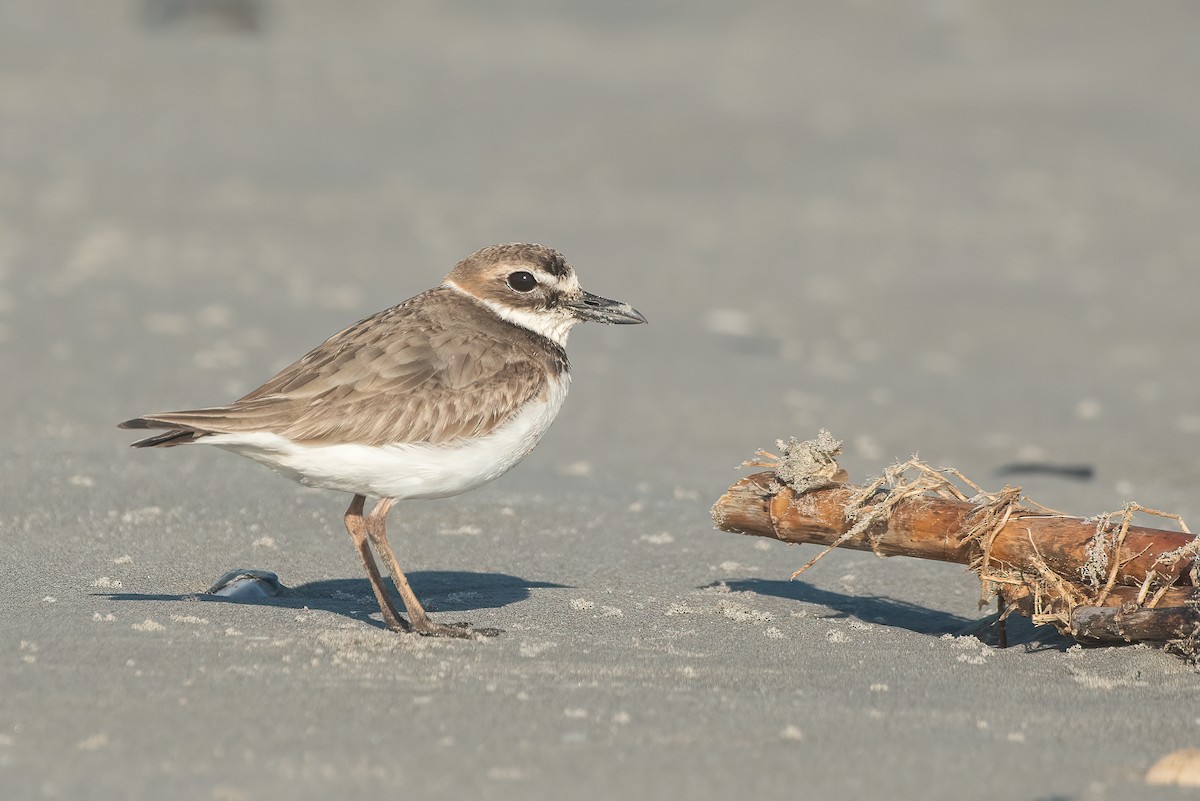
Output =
[
  {"x1": 722, "y1": 578, "x2": 1070, "y2": 649},
  {"x1": 104, "y1": 570, "x2": 568, "y2": 629}
]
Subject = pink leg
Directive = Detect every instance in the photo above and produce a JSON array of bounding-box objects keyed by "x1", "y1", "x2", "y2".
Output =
[
  {"x1": 364, "y1": 497, "x2": 473, "y2": 638},
  {"x1": 343, "y1": 494, "x2": 409, "y2": 632}
]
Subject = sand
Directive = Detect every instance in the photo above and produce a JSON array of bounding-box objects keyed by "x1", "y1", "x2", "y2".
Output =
[{"x1": 3, "y1": 2, "x2": 1200, "y2": 799}]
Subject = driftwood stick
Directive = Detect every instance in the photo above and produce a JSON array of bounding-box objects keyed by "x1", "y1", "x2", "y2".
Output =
[
  {"x1": 1101, "y1": 586, "x2": 1197, "y2": 609},
  {"x1": 713, "y1": 473, "x2": 1197, "y2": 591},
  {"x1": 713, "y1": 432, "x2": 1200, "y2": 653},
  {"x1": 1070, "y1": 605, "x2": 1200, "y2": 644}
]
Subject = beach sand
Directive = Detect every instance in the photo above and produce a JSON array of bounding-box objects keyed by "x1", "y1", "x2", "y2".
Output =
[{"x1": 3, "y1": 2, "x2": 1199, "y2": 798}]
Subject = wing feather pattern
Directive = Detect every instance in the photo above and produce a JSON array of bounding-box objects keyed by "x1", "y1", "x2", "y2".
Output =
[{"x1": 120, "y1": 288, "x2": 566, "y2": 448}]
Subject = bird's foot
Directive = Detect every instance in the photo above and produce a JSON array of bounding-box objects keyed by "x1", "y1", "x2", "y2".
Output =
[{"x1": 413, "y1": 619, "x2": 502, "y2": 639}]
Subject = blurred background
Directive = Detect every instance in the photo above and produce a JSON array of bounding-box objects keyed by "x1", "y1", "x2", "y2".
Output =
[
  {"x1": 4, "y1": 2, "x2": 1200, "y2": 799},
  {"x1": 5, "y1": 1, "x2": 1200, "y2": 496}
]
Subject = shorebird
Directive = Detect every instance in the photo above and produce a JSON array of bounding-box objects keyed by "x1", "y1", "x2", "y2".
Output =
[{"x1": 120, "y1": 243, "x2": 646, "y2": 637}]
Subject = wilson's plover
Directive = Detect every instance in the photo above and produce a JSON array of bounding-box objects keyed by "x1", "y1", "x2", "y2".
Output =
[{"x1": 120, "y1": 243, "x2": 646, "y2": 637}]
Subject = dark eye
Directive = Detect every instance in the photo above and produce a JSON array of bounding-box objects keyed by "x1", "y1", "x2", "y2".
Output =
[{"x1": 507, "y1": 271, "x2": 537, "y2": 292}]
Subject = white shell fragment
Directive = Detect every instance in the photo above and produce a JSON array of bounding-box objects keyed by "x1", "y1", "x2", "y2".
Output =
[{"x1": 1146, "y1": 748, "x2": 1200, "y2": 787}]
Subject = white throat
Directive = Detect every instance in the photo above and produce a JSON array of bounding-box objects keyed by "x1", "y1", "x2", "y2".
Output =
[{"x1": 444, "y1": 280, "x2": 576, "y2": 347}]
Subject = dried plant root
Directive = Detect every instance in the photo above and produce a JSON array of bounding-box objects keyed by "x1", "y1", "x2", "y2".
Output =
[{"x1": 711, "y1": 431, "x2": 1200, "y2": 657}]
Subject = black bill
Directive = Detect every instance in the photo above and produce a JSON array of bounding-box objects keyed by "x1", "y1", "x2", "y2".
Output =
[{"x1": 568, "y1": 291, "x2": 648, "y2": 325}]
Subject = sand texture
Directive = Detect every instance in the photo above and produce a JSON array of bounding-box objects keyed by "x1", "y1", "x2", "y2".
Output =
[{"x1": 3, "y1": 2, "x2": 1200, "y2": 799}]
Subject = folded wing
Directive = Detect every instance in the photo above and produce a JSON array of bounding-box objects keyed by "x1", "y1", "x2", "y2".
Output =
[{"x1": 119, "y1": 289, "x2": 555, "y2": 448}]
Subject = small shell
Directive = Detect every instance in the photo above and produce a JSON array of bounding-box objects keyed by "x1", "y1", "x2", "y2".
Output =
[
  {"x1": 1146, "y1": 748, "x2": 1200, "y2": 787},
  {"x1": 205, "y1": 569, "x2": 283, "y2": 599}
]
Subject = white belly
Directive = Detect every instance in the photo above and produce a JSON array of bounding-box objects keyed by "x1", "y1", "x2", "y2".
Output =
[{"x1": 204, "y1": 375, "x2": 569, "y2": 500}]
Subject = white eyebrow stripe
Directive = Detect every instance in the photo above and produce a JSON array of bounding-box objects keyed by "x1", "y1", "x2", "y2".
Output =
[
  {"x1": 529, "y1": 268, "x2": 560, "y2": 286},
  {"x1": 555, "y1": 271, "x2": 580, "y2": 294}
]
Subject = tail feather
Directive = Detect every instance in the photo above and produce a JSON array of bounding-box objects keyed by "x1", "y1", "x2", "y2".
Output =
[
  {"x1": 119, "y1": 415, "x2": 213, "y2": 448},
  {"x1": 119, "y1": 398, "x2": 285, "y2": 448},
  {"x1": 129, "y1": 429, "x2": 203, "y2": 448}
]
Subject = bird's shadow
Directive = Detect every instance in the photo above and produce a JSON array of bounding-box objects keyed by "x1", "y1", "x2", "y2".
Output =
[
  {"x1": 722, "y1": 578, "x2": 1071, "y2": 650},
  {"x1": 104, "y1": 570, "x2": 567, "y2": 629}
]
